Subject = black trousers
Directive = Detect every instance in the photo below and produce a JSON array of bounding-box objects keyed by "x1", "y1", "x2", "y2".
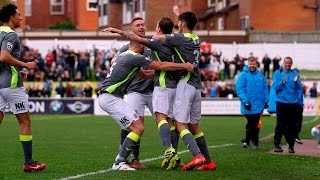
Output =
[
  {"x1": 274, "y1": 102, "x2": 298, "y2": 148},
  {"x1": 296, "y1": 106, "x2": 303, "y2": 138},
  {"x1": 244, "y1": 114, "x2": 261, "y2": 145}
]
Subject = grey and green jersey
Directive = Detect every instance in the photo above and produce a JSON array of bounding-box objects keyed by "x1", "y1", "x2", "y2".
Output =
[
  {"x1": 0, "y1": 26, "x2": 23, "y2": 89},
  {"x1": 165, "y1": 33, "x2": 201, "y2": 89},
  {"x1": 101, "y1": 50, "x2": 152, "y2": 98},
  {"x1": 119, "y1": 44, "x2": 154, "y2": 94},
  {"x1": 147, "y1": 39, "x2": 179, "y2": 89}
]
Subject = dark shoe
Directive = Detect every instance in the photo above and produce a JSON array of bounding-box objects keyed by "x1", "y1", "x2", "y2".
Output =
[
  {"x1": 295, "y1": 138, "x2": 303, "y2": 144},
  {"x1": 288, "y1": 148, "x2": 295, "y2": 154},
  {"x1": 274, "y1": 146, "x2": 283, "y2": 153}
]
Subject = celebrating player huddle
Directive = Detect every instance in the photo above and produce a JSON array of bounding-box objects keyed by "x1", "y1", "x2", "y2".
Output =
[{"x1": 99, "y1": 10, "x2": 216, "y2": 171}]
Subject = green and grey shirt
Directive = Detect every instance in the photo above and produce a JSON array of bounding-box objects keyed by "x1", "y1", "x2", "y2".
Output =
[
  {"x1": 0, "y1": 26, "x2": 23, "y2": 89},
  {"x1": 101, "y1": 50, "x2": 152, "y2": 98},
  {"x1": 165, "y1": 33, "x2": 201, "y2": 89},
  {"x1": 118, "y1": 44, "x2": 154, "y2": 94},
  {"x1": 147, "y1": 39, "x2": 179, "y2": 89}
]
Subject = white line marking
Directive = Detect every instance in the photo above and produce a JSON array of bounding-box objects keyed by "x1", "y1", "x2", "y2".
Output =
[
  {"x1": 260, "y1": 116, "x2": 319, "y2": 141},
  {"x1": 58, "y1": 117, "x2": 320, "y2": 180},
  {"x1": 58, "y1": 143, "x2": 234, "y2": 180}
]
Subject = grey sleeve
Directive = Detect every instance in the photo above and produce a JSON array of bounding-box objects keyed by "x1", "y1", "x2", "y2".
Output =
[
  {"x1": 133, "y1": 55, "x2": 152, "y2": 69},
  {"x1": 165, "y1": 34, "x2": 181, "y2": 46},
  {"x1": 1, "y1": 33, "x2": 18, "y2": 53}
]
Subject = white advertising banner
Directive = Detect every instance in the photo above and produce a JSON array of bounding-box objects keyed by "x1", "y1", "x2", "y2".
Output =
[{"x1": 94, "y1": 98, "x2": 319, "y2": 116}]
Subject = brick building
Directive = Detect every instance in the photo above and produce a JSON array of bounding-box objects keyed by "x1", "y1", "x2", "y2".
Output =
[
  {"x1": 16, "y1": 0, "x2": 98, "y2": 30},
  {"x1": 13, "y1": 0, "x2": 319, "y2": 31}
]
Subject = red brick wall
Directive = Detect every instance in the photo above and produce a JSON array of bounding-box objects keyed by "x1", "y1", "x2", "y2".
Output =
[
  {"x1": 240, "y1": 0, "x2": 317, "y2": 31},
  {"x1": 108, "y1": 3, "x2": 122, "y2": 29},
  {"x1": 145, "y1": 0, "x2": 176, "y2": 31},
  {"x1": 25, "y1": 0, "x2": 67, "y2": 29},
  {"x1": 77, "y1": 0, "x2": 98, "y2": 30},
  {"x1": 16, "y1": 0, "x2": 25, "y2": 29}
]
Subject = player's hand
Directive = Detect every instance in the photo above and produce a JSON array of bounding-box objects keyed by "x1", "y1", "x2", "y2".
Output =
[
  {"x1": 20, "y1": 70, "x2": 28, "y2": 80},
  {"x1": 101, "y1": 27, "x2": 120, "y2": 34},
  {"x1": 185, "y1": 62, "x2": 195, "y2": 72},
  {"x1": 173, "y1": 5, "x2": 180, "y2": 16},
  {"x1": 25, "y1": 61, "x2": 36, "y2": 70}
]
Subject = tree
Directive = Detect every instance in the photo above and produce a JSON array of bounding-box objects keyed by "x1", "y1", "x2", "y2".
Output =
[{"x1": 0, "y1": 0, "x2": 12, "y2": 26}]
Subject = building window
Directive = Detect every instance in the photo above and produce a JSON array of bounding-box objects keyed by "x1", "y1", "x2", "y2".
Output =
[
  {"x1": 25, "y1": 0, "x2": 32, "y2": 17},
  {"x1": 50, "y1": 0, "x2": 64, "y2": 15},
  {"x1": 122, "y1": 0, "x2": 133, "y2": 24},
  {"x1": 208, "y1": 0, "x2": 215, "y2": 8},
  {"x1": 98, "y1": 0, "x2": 108, "y2": 27},
  {"x1": 87, "y1": 0, "x2": 98, "y2": 11}
]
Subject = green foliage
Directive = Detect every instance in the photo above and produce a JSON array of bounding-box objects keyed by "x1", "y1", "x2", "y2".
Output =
[
  {"x1": 0, "y1": 0, "x2": 11, "y2": 26},
  {"x1": 48, "y1": 19, "x2": 76, "y2": 30},
  {"x1": 0, "y1": 115, "x2": 319, "y2": 179},
  {"x1": 0, "y1": 0, "x2": 11, "y2": 9}
]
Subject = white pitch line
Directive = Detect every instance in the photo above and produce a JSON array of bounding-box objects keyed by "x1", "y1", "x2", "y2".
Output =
[
  {"x1": 58, "y1": 143, "x2": 234, "y2": 180},
  {"x1": 260, "y1": 116, "x2": 319, "y2": 141},
  {"x1": 58, "y1": 116, "x2": 320, "y2": 180}
]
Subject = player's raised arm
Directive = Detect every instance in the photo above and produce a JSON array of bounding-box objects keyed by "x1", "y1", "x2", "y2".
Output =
[{"x1": 102, "y1": 27, "x2": 149, "y2": 46}]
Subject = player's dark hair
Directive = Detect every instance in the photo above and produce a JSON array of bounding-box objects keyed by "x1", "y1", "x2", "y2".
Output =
[
  {"x1": 158, "y1": 17, "x2": 174, "y2": 34},
  {"x1": 0, "y1": 4, "x2": 17, "y2": 23},
  {"x1": 178, "y1": 11, "x2": 198, "y2": 30}
]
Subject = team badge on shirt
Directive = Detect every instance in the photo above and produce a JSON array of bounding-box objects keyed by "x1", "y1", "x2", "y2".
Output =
[{"x1": 7, "y1": 42, "x2": 13, "y2": 50}]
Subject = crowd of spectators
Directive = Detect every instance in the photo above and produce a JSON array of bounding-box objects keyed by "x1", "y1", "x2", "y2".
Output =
[{"x1": 20, "y1": 43, "x2": 319, "y2": 98}]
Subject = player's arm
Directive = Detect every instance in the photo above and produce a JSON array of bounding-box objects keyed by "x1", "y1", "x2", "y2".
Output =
[
  {"x1": 0, "y1": 50, "x2": 36, "y2": 70},
  {"x1": 138, "y1": 68, "x2": 155, "y2": 79},
  {"x1": 148, "y1": 61, "x2": 194, "y2": 72},
  {"x1": 102, "y1": 27, "x2": 149, "y2": 46},
  {"x1": 152, "y1": 34, "x2": 166, "y2": 41}
]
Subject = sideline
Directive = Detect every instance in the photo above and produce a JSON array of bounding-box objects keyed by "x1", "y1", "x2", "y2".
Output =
[{"x1": 58, "y1": 117, "x2": 319, "y2": 180}]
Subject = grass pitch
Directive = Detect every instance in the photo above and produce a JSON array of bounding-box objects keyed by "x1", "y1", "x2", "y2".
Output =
[{"x1": 0, "y1": 115, "x2": 319, "y2": 180}]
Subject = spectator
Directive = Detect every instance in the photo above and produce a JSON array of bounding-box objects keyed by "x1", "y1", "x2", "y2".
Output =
[
  {"x1": 83, "y1": 81, "x2": 93, "y2": 97},
  {"x1": 55, "y1": 81, "x2": 65, "y2": 98},
  {"x1": 310, "y1": 82, "x2": 318, "y2": 98},
  {"x1": 233, "y1": 54, "x2": 245, "y2": 78},
  {"x1": 272, "y1": 55, "x2": 281, "y2": 74},
  {"x1": 223, "y1": 58, "x2": 231, "y2": 80},
  {"x1": 262, "y1": 54, "x2": 271, "y2": 79}
]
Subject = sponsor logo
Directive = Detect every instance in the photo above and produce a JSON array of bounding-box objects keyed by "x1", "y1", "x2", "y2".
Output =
[
  {"x1": 49, "y1": 100, "x2": 64, "y2": 113},
  {"x1": 15, "y1": 102, "x2": 26, "y2": 111},
  {"x1": 7, "y1": 42, "x2": 13, "y2": 50},
  {"x1": 66, "y1": 101, "x2": 90, "y2": 113},
  {"x1": 119, "y1": 116, "x2": 130, "y2": 126}
]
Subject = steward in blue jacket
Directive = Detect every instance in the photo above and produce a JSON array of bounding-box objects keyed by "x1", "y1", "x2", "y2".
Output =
[
  {"x1": 236, "y1": 58, "x2": 269, "y2": 148},
  {"x1": 272, "y1": 57, "x2": 303, "y2": 153}
]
